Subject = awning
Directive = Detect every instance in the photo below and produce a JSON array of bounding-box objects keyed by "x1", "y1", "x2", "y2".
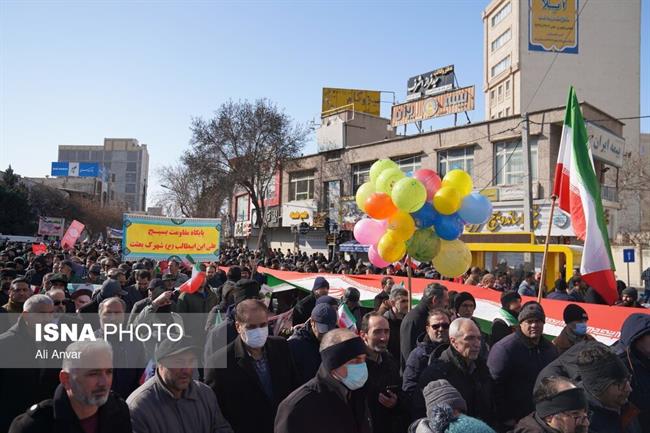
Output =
[{"x1": 339, "y1": 240, "x2": 369, "y2": 253}]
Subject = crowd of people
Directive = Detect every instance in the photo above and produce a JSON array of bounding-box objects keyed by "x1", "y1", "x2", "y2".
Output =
[{"x1": 0, "y1": 240, "x2": 648, "y2": 433}]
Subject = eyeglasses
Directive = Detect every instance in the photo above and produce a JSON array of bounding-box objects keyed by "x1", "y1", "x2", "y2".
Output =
[
  {"x1": 565, "y1": 411, "x2": 592, "y2": 423},
  {"x1": 53, "y1": 300, "x2": 68, "y2": 306},
  {"x1": 429, "y1": 323, "x2": 450, "y2": 330}
]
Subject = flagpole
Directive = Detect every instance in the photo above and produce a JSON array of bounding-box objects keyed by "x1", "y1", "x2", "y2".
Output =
[
  {"x1": 406, "y1": 256, "x2": 413, "y2": 312},
  {"x1": 538, "y1": 194, "x2": 557, "y2": 303}
]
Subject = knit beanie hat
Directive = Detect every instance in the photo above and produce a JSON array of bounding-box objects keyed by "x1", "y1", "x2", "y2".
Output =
[
  {"x1": 500, "y1": 291, "x2": 521, "y2": 310},
  {"x1": 518, "y1": 301, "x2": 545, "y2": 323},
  {"x1": 621, "y1": 287, "x2": 638, "y2": 300},
  {"x1": 423, "y1": 380, "x2": 467, "y2": 415},
  {"x1": 563, "y1": 303, "x2": 588, "y2": 324},
  {"x1": 427, "y1": 404, "x2": 496, "y2": 433},
  {"x1": 578, "y1": 344, "x2": 629, "y2": 396},
  {"x1": 453, "y1": 292, "x2": 476, "y2": 313}
]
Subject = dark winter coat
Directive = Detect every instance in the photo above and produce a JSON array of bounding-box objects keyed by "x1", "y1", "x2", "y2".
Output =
[
  {"x1": 618, "y1": 313, "x2": 650, "y2": 433},
  {"x1": 415, "y1": 345, "x2": 496, "y2": 426},
  {"x1": 205, "y1": 335, "x2": 300, "y2": 433},
  {"x1": 490, "y1": 308, "x2": 519, "y2": 346},
  {"x1": 581, "y1": 384, "x2": 642, "y2": 433},
  {"x1": 402, "y1": 333, "x2": 446, "y2": 394},
  {"x1": 8, "y1": 384, "x2": 131, "y2": 433},
  {"x1": 399, "y1": 302, "x2": 430, "y2": 369},
  {"x1": 510, "y1": 413, "x2": 556, "y2": 433},
  {"x1": 551, "y1": 325, "x2": 596, "y2": 355},
  {"x1": 383, "y1": 309, "x2": 403, "y2": 363},
  {"x1": 0, "y1": 318, "x2": 61, "y2": 433},
  {"x1": 203, "y1": 305, "x2": 238, "y2": 366},
  {"x1": 274, "y1": 366, "x2": 372, "y2": 433},
  {"x1": 535, "y1": 339, "x2": 600, "y2": 389},
  {"x1": 287, "y1": 321, "x2": 322, "y2": 385},
  {"x1": 487, "y1": 330, "x2": 558, "y2": 424},
  {"x1": 366, "y1": 351, "x2": 408, "y2": 433},
  {"x1": 292, "y1": 293, "x2": 316, "y2": 326}
]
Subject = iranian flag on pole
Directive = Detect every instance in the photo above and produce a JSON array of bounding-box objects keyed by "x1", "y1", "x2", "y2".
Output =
[{"x1": 553, "y1": 86, "x2": 617, "y2": 305}]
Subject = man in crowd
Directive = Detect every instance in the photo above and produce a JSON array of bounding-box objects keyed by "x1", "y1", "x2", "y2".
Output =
[
  {"x1": 9, "y1": 340, "x2": 132, "y2": 433},
  {"x1": 400, "y1": 283, "x2": 448, "y2": 368},
  {"x1": 129, "y1": 278, "x2": 164, "y2": 324},
  {"x1": 166, "y1": 259, "x2": 189, "y2": 288},
  {"x1": 490, "y1": 291, "x2": 522, "y2": 346},
  {"x1": 342, "y1": 287, "x2": 363, "y2": 329},
  {"x1": 402, "y1": 309, "x2": 451, "y2": 397},
  {"x1": 122, "y1": 269, "x2": 151, "y2": 311},
  {"x1": 59, "y1": 260, "x2": 83, "y2": 284},
  {"x1": 3, "y1": 278, "x2": 32, "y2": 313},
  {"x1": 292, "y1": 276, "x2": 330, "y2": 325},
  {"x1": 0, "y1": 268, "x2": 17, "y2": 306},
  {"x1": 274, "y1": 328, "x2": 372, "y2": 433},
  {"x1": 359, "y1": 312, "x2": 407, "y2": 433},
  {"x1": 577, "y1": 343, "x2": 641, "y2": 432},
  {"x1": 512, "y1": 376, "x2": 590, "y2": 433},
  {"x1": 127, "y1": 335, "x2": 233, "y2": 433},
  {"x1": 71, "y1": 287, "x2": 92, "y2": 312},
  {"x1": 206, "y1": 299, "x2": 299, "y2": 433},
  {"x1": 85, "y1": 264, "x2": 103, "y2": 285},
  {"x1": 552, "y1": 304, "x2": 594, "y2": 355},
  {"x1": 24, "y1": 256, "x2": 48, "y2": 288},
  {"x1": 487, "y1": 301, "x2": 558, "y2": 430},
  {"x1": 518, "y1": 272, "x2": 537, "y2": 297},
  {"x1": 45, "y1": 287, "x2": 68, "y2": 318},
  {"x1": 547, "y1": 279, "x2": 571, "y2": 300},
  {"x1": 617, "y1": 287, "x2": 644, "y2": 308},
  {"x1": 415, "y1": 318, "x2": 495, "y2": 426},
  {"x1": 49, "y1": 273, "x2": 69, "y2": 292},
  {"x1": 373, "y1": 276, "x2": 395, "y2": 312},
  {"x1": 288, "y1": 302, "x2": 338, "y2": 385},
  {"x1": 383, "y1": 287, "x2": 408, "y2": 362}
]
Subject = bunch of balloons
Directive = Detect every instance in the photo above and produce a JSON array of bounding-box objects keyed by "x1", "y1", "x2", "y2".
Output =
[{"x1": 353, "y1": 159, "x2": 492, "y2": 278}]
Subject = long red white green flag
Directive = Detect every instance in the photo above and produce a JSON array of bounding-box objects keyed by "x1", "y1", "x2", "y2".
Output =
[{"x1": 553, "y1": 86, "x2": 617, "y2": 305}]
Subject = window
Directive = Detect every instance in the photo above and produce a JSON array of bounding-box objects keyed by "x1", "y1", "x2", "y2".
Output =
[
  {"x1": 323, "y1": 180, "x2": 341, "y2": 210},
  {"x1": 495, "y1": 140, "x2": 538, "y2": 185},
  {"x1": 491, "y1": 2, "x2": 511, "y2": 27},
  {"x1": 125, "y1": 172, "x2": 137, "y2": 182},
  {"x1": 125, "y1": 184, "x2": 136, "y2": 193},
  {"x1": 127, "y1": 152, "x2": 138, "y2": 161},
  {"x1": 490, "y1": 90, "x2": 495, "y2": 106},
  {"x1": 91, "y1": 150, "x2": 103, "y2": 161},
  {"x1": 491, "y1": 55, "x2": 511, "y2": 78},
  {"x1": 505, "y1": 80, "x2": 511, "y2": 97},
  {"x1": 438, "y1": 147, "x2": 474, "y2": 178},
  {"x1": 351, "y1": 162, "x2": 373, "y2": 194},
  {"x1": 235, "y1": 195, "x2": 249, "y2": 221},
  {"x1": 76, "y1": 150, "x2": 90, "y2": 161},
  {"x1": 126, "y1": 162, "x2": 137, "y2": 172},
  {"x1": 393, "y1": 155, "x2": 422, "y2": 176},
  {"x1": 289, "y1": 171, "x2": 315, "y2": 201},
  {"x1": 498, "y1": 85, "x2": 503, "y2": 102},
  {"x1": 325, "y1": 150, "x2": 342, "y2": 161},
  {"x1": 491, "y1": 28, "x2": 511, "y2": 52}
]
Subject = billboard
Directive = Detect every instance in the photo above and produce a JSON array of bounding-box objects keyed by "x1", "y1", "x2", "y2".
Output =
[
  {"x1": 529, "y1": 0, "x2": 578, "y2": 54},
  {"x1": 38, "y1": 216, "x2": 65, "y2": 237},
  {"x1": 122, "y1": 214, "x2": 221, "y2": 261},
  {"x1": 406, "y1": 65, "x2": 455, "y2": 101},
  {"x1": 322, "y1": 88, "x2": 380, "y2": 117},
  {"x1": 51, "y1": 161, "x2": 101, "y2": 177},
  {"x1": 586, "y1": 122, "x2": 624, "y2": 168},
  {"x1": 391, "y1": 86, "x2": 475, "y2": 127}
]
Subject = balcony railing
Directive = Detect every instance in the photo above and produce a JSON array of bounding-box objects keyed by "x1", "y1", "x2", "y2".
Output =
[{"x1": 601, "y1": 185, "x2": 618, "y2": 202}]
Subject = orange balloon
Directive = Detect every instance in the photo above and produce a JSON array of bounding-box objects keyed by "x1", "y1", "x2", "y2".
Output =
[{"x1": 364, "y1": 192, "x2": 398, "y2": 220}]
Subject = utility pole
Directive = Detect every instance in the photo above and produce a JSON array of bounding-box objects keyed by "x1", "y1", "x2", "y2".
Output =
[{"x1": 522, "y1": 113, "x2": 534, "y2": 233}]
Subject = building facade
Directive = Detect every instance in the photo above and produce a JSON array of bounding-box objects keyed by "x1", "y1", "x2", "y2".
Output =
[
  {"x1": 57, "y1": 138, "x2": 149, "y2": 211},
  {"x1": 482, "y1": 0, "x2": 641, "y2": 231}
]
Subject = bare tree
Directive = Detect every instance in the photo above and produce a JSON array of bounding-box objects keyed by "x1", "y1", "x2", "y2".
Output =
[
  {"x1": 619, "y1": 151, "x2": 650, "y2": 192},
  {"x1": 188, "y1": 99, "x2": 309, "y2": 247}
]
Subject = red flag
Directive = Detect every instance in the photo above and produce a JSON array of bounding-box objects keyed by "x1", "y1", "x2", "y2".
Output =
[
  {"x1": 32, "y1": 243, "x2": 47, "y2": 255},
  {"x1": 61, "y1": 220, "x2": 85, "y2": 250},
  {"x1": 178, "y1": 271, "x2": 206, "y2": 294}
]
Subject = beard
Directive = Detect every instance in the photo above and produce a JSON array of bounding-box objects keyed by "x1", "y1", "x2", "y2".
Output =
[{"x1": 69, "y1": 377, "x2": 109, "y2": 407}]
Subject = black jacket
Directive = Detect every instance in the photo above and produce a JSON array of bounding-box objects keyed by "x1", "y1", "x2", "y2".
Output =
[
  {"x1": 416, "y1": 345, "x2": 496, "y2": 427},
  {"x1": 510, "y1": 413, "x2": 556, "y2": 433},
  {"x1": 399, "y1": 302, "x2": 429, "y2": 369},
  {"x1": 487, "y1": 331, "x2": 558, "y2": 424},
  {"x1": 292, "y1": 293, "x2": 316, "y2": 326},
  {"x1": 205, "y1": 335, "x2": 299, "y2": 433},
  {"x1": 9, "y1": 384, "x2": 131, "y2": 433},
  {"x1": 287, "y1": 322, "x2": 322, "y2": 385},
  {"x1": 366, "y1": 352, "x2": 408, "y2": 433},
  {"x1": 402, "y1": 333, "x2": 446, "y2": 395},
  {"x1": 581, "y1": 384, "x2": 642, "y2": 433},
  {"x1": 0, "y1": 318, "x2": 61, "y2": 432},
  {"x1": 382, "y1": 309, "x2": 402, "y2": 363},
  {"x1": 275, "y1": 366, "x2": 372, "y2": 433}
]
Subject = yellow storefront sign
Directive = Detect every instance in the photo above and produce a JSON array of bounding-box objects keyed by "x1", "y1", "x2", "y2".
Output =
[{"x1": 322, "y1": 88, "x2": 381, "y2": 117}]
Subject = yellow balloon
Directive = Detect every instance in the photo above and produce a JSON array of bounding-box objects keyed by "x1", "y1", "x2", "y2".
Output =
[
  {"x1": 432, "y1": 239, "x2": 472, "y2": 278},
  {"x1": 387, "y1": 211, "x2": 416, "y2": 241},
  {"x1": 375, "y1": 167, "x2": 405, "y2": 194},
  {"x1": 369, "y1": 159, "x2": 400, "y2": 184},
  {"x1": 377, "y1": 231, "x2": 407, "y2": 263},
  {"x1": 441, "y1": 169, "x2": 473, "y2": 197},
  {"x1": 355, "y1": 182, "x2": 376, "y2": 211},
  {"x1": 433, "y1": 186, "x2": 461, "y2": 215}
]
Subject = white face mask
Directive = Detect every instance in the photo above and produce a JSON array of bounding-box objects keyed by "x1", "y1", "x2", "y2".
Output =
[{"x1": 243, "y1": 326, "x2": 268, "y2": 349}]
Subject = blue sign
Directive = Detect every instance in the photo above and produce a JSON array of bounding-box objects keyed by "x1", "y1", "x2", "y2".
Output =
[
  {"x1": 79, "y1": 162, "x2": 99, "y2": 177},
  {"x1": 623, "y1": 249, "x2": 635, "y2": 263},
  {"x1": 51, "y1": 162, "x2": 69, "y2": 176}
]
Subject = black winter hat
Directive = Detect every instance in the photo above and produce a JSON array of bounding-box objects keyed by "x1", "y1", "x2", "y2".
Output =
[
  {"x1": 500, "y1": 291, "x2": 521, "y2": 310},
  {"x1": 563, "y1": 304, "x2": 588, "y2": 324},
  {"x1": 622, "y1": 287, "x2": 638, "y2": 300},
  {"x1": 518, "y1": 301, "x2": 545, "y2": 323},
  {"x1": 454, "y1": 292, "x2": 476, "y2": 313}
]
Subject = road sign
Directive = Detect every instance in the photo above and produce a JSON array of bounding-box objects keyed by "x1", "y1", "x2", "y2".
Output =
[{"x1": 623, "y1": 249, "x2": 635, "y2": 263}]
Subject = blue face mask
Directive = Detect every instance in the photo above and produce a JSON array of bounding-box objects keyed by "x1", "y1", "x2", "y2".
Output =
[
  {"x1": 574, "y1": 322, "x2": 588, "y2": 335},
  {"x1": 340, "y1": 362, "x2": 368, "y2": 390}
]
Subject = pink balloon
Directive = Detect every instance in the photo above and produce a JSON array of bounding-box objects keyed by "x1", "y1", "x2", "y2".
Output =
[
  {"x1": 353, "y1": 218, "x2": 386, "y2": 245},
  {"x1": 368, "y1": 244, "x2": 390, "y2": 268},
  {"x1": 414, "y1": 169, "x2": 442, "y2": 201}
]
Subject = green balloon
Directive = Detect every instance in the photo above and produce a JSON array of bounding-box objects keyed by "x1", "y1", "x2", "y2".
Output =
[
  {"x1": 369, "y1": 159, "x2": 400, "y2": 184},
  {"x1": 375, "y1": 167, "x2": 405, "y2": 194},
  {"x1": 406, "y1": 228, "x2": 441, "y2": 262},
  {"x1": 392, "y1": 178, "x2": 427, "y2": 213}
]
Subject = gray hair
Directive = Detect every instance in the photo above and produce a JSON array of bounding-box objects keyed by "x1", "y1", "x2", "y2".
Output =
[
  {"x1": 389, "y1": 288, "x2": 408, "y2": 301},
  {"x1": 62, "y1": 340, "x2": 113, "y2": 372},
  {"x1": 449, "y1": 317, "x2": 478, "y2": 339},
  {"x1": 23, "y1": 294, "x2": 53, "y2": 312},
  {"x1": 98, "y1": 296, "x2": 126, "y2": 315}
]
